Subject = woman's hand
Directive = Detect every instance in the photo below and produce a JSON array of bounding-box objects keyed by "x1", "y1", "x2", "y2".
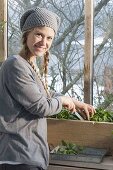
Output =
[
  {"x1": 60, "y1": 96, "x2": 76, "y2": 113},
  {"x1": 60, "y1": 96, "x2": 95, "y2": 120},
  {"x1": 72, "y1": 99, "x2": 95, "y2": 120}
]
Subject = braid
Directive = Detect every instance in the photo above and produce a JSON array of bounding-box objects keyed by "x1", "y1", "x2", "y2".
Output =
[
  {"x1": 29, "y1": 61, "x2": 37, "y2": 73},
  {"x1": 43, "y1": 51, "x2": 49, "y2": 91},
  {"x1": 19, "y1": 30, "x2": 32, "y2": 61},
  {"x1": 28, "y1": 60, "x2": 51, "y2": 98}
]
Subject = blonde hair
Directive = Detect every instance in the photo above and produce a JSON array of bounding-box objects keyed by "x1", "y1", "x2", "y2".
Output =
[
  {"x1": 19, "y1": 30, "x2": 32, "y2": 60},
  {"x1": 19, "y1": 30, "x2": 50, "y2": 97}
]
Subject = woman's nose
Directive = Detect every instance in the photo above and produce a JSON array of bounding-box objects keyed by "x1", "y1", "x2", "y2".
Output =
[{"x1": 40, "y1": 37, "x2": 47, "y2": 46}]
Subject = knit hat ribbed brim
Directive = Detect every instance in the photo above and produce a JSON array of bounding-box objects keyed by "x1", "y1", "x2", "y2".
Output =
[{"x1": 20, "y1": 7, "x2": 61, "y2": 34}]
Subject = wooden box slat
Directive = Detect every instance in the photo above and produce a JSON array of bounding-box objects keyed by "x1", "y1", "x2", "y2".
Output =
[{"x1": 47, "y1": 119, "x2": 113, "y2": 152}]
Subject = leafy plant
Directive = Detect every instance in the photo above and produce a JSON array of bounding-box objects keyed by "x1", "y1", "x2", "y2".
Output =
[
  {"x1": 50, "y1": 107, "x2": 113, "y2": 122},
  {"x1": 55, "y1": 140, "x2": 83, "y2": 155},
  {"x1": 50, "y1": 108, "x2": 78, "y2": 120},
  {"x1": 90, "y1": 108, "x2": 113, "y2": 122}
]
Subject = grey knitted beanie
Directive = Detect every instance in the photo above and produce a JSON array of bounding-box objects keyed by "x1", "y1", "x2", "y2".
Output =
[{"x1": 20, "y1": 7, "x2": 61, "y2": 34}]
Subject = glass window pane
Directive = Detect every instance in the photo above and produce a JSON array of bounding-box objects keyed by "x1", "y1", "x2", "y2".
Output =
[{"x1": 94, "y1": 0, "x2": 113, "y2": 110}]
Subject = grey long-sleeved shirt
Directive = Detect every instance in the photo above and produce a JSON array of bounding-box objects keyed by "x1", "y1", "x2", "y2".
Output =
[{"x1": 0, "y1": 55, "x2": 62, "y2": 169}]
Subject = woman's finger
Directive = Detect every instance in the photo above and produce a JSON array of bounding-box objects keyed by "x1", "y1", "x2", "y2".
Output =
[{"x1": 83, "y1": 108, "x2": 90, "y2": 120}]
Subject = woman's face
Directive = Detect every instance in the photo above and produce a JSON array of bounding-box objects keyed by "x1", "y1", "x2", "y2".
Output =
[{"x1": 27, "y1": 26, "x2": 55, "y2": 58}]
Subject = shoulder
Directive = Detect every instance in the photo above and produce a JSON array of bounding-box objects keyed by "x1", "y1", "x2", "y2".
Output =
[
  {"x1": 2, "y1": 55, "x2": 33, "y2": 74},
  {"x1": 3, "y1": 55, "x2": 28, "y2": 67}
]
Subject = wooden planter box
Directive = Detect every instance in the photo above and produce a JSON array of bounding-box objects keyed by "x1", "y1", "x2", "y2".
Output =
[{"x1": 47, "y1": 119, "x2": 113, "y2": 154}]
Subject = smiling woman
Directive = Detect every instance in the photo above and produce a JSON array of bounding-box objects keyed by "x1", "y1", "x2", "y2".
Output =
[{"x1": 0, "y1": 6, "x2": 95, "y2": 170}]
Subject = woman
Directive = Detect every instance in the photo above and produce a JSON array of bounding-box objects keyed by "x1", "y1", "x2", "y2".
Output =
[{"x1": 0, "y1": 7, "x2": 95, "y2": 170}]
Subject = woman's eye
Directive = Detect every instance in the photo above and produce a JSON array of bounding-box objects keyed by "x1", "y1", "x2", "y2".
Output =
[
  {"x1": 35, "y1": 33, "x2": 42, "y2": 37},
  {"x1": 47, "y1": 37, "x2": 53, "y2": 40}
]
